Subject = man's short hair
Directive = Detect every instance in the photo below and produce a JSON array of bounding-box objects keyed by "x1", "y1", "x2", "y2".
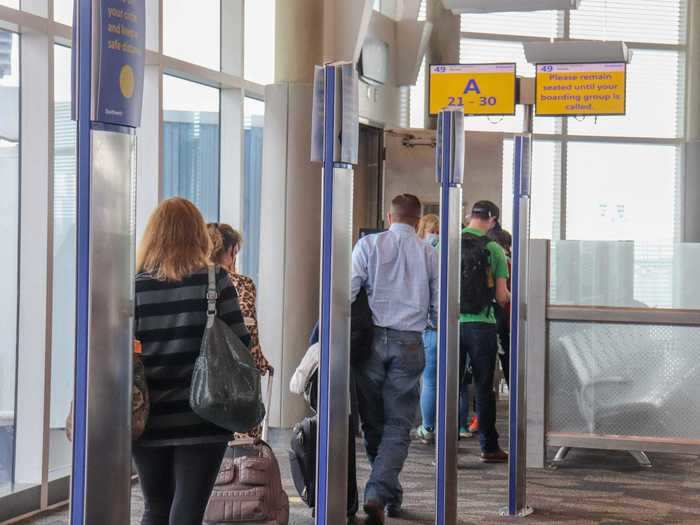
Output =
[
  {"x1": 391, "y1": 194, "x2": 422, "y2": 222},
  {"x1": 471, "y1": 200, "x2": 500, "y2": 221}
]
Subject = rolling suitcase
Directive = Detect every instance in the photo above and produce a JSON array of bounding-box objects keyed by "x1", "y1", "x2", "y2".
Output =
[
  {"x1": 288, "y1": 413, "x2": 359, "y2": 519},
  {"x1": 204, "y1": 368, "x2": 289, "y2": 525}
]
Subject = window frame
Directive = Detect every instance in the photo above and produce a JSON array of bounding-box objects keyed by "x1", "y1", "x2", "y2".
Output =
[{"x1": 0, "y1": 1, "x2": 270, "y2": 521}]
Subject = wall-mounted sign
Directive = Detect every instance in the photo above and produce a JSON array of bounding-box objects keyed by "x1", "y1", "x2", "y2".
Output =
[
  {"x1": 535, "y1": 62, "x2": 626, "y2": 116},
  {"x1": 429, "y1": 63, "x2": 516, "y2": 116},
  {"x1": 72, "y1": 0, "x2": 145, "y2": 128}
]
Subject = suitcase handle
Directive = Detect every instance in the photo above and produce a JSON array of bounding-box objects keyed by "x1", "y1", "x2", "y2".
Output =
[{"x1": 261, "y1": 367, "x2": 274, "y2": 442}]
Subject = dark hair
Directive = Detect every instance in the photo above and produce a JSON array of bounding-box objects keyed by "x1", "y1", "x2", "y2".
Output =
[
  {"x1": 391, "y1": 193, "x2": 422, "y2": 222},
  {"x1": 471, "y1": 200, "x2": 500, "y2": 221},
  {"x1": 207, "y1": 223, "x2": 242, "y2": 264},
  {"x1": 488, "y1": 224, "x2": 512, "y2": 252}
]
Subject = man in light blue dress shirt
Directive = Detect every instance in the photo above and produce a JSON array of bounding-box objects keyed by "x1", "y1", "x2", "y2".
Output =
[{"x1": 351, "y1": 194, "x2": 439, "y2": 525}]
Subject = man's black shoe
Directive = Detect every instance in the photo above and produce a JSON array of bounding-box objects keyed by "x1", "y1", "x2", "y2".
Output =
[
  {"x1": 386, "y1": 504, "x2": 401, "y2": 518},
  {"x1": 364, "y1": 499, "x2": 385, "y2": 525}
]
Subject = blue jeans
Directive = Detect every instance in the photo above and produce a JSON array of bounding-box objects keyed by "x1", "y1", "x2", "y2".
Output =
[
  {"x1": 460, "y1": 323, "x2": 500, "y2": 453},
  {"x1": 421, "y1": 329, "x2": 470, "y2": 431},
  {"x1": 356, "y1": 328, "x2": 425, "y2": 507},
  {"x1": 420, "y1": 329, "x2": 437, "y2": 430}
]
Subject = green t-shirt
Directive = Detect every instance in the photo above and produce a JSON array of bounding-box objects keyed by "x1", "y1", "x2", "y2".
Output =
[{"x1": 459, "y1": 227, "x2": 510, "y2": 325}]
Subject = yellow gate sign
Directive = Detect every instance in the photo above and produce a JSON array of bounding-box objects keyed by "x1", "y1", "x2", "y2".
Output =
[
  {"x1": 429, "y1": 63, "x2": 516, "y2": 116},
  {"x1": 536, "y1": 63, "x2": 626, "y2": 116}
]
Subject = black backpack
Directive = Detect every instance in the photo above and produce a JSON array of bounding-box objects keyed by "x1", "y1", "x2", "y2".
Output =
[{"x1": 460, "y1": 232, "x2": 495, "y2": 315}]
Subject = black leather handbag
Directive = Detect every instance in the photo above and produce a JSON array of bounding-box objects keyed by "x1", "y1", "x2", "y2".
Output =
[{"x1": 190, "y1": 266, "x2": 265, "y2": 433}]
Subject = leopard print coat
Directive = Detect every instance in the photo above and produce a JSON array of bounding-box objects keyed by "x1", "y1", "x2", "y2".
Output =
[{"x1": 229, "y1": 272, "x2": 270, "y2": 440}]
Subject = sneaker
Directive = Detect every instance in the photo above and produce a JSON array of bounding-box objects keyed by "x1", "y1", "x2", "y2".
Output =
[
  {"x1": 480, "y1": 449, "x2": 508, "y2": 463},
  {"x1": 416, "y1": 425, "x2": 435, "y2": 444},
  {"x1": 385, "y1": 504, "x2": 401, "y2": 518},
  {"x1": 468, "y1": 415, "x2": 479, "y2": 433},
  {"x1": 459, "y1": 427, "x2": 473, "y2": 439},
  {"x1": 364, "y1": 499, "x2": 385, "y2": 525}
]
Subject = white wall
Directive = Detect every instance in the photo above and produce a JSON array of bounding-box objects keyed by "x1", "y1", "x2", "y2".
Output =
[{"x1": 383, "y1": 128, "x2": 504, "y2": 216}]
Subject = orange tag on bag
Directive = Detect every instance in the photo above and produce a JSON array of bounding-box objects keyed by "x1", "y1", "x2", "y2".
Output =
[{"x1": 133, "y1": 339, "x2": 142, "y2": 354}]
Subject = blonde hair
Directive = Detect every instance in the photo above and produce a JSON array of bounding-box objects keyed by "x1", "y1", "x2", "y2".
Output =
[
  {"x1": 417, "y1": 214, "x2": 440, "y2": 239},
  {"x1": 136, "y1": 198, "x2": 211, "y2": 281},
  {"x1": 207, "y1": 223, "x2": 243, "y2": 267}
]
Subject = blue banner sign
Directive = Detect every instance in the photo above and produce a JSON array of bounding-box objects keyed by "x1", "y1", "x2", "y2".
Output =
[
  {"x1": 72, "y1": 0, "x2": 145, "y2": 128},
  {"x1": 95, "y1": 0, "x2": 145, "y2": 126}
]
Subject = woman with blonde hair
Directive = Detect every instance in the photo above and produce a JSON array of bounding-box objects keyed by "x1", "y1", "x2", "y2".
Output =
[
  {"x1": 417, "y1": 213, "x2": 440, "y2": 248},
  {"x1": 207, "y1": 223, "x2": 271, "y2": 438},
  {"x1": 133, "y1": 197, "x2": 250, "y2": 525},
  {"x1": 416, "y1": 213, "x2": 441, "y2": 444}
]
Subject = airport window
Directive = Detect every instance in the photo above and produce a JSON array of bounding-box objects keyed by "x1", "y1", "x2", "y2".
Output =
[
  {"x1": 565, "y1": 142, "x2": 679, "y2": 242},
  {"x1": 54, "y1": 0, "x2": 73, "y2": 26},
  {"x1": 244, "y1": 0, "x2": 276, "y2": 85},
  {"x1": 163, "y1": 75, "x2": 221, "y2": 222},
  {"x1": 163, "y1": 0, "x2": 221, "y2": 71},
  {"x1": 50, "y1": 44, "x2": 76, "y2": 482},
  {"x1": 460, "y1": 9, "x2": 564, "y2": 38},
  {"x1": 0, "y1": 0, "x2": 261, "y2": 519},
  {"x1": 243, "y1": 97, "x2": 265, "y2": 284},
  {"x1": 0, "y1": 29, "x2": 20, "y2": 496},
  {"x1": 571, "y1": 0, "x2": 686, "y2": 45},
  {"x1": 567, "y1": 49, "x2": 685, "y2": 139},
  {"x1": 460, "y1": 1, "x2": 687, "y2": 241},
  {"x1": 409, "y1": 58, "x2": 426, "y2": 128},
  {"x1": 501, "y1": 139, "x2": 560, "y2": 241},
  {"x1": 417, "y1": 0, "x2": 427, "y2": 21}
]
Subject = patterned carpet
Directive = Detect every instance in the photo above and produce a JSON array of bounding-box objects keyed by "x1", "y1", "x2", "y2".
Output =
[{"x1": 21, "y1": 405, "x2": 700, "y2": 525}]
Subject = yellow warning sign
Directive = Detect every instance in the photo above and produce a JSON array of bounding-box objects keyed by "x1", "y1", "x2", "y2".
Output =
[
  {"x1": 429, "y1": 64, "x2": 516, "y2": 116},
  {"x1": 536, "y1": 63, "x2": 626, "y2": 116}
]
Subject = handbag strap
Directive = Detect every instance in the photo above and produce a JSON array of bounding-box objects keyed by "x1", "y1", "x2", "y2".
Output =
[{"x1": 206, "y1": 265, "x2": 218, "y2": 328}]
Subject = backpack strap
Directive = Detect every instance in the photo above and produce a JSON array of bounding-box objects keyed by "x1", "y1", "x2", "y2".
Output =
[{"x1": 206, "y1": 265, "x2": 218, "y2": 328}]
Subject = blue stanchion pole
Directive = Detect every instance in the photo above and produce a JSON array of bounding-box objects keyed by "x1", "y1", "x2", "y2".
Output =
[
  {"x1": 508, "y1": 136, "x2": 524, "y2": 516},
  {"x1": 70, "y1": 0, "x2": 92, "y2": 522},
  {"x1": 436, "y1": 113, "x2": 452, "y2": 525},
  {"x1": 316, "y1": 64, "x2": 336, "y2": 525}
]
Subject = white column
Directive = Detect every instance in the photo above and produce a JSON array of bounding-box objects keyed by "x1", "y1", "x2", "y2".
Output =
[
  {"x1": 15, "y1": 19, "x2": 52, "y2": 489},
  {"x1": 258, "y1": 83, "x2": 321, "y2": 427}
]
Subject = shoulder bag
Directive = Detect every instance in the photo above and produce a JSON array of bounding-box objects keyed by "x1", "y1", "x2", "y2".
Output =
[{"x1": 190, "y1": 265, "x2": 265, "y2": 433}]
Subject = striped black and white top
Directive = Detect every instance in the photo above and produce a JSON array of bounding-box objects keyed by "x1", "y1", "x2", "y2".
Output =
[{"x1": 135, "y1": 266, "x2": 251, "y2": 447}]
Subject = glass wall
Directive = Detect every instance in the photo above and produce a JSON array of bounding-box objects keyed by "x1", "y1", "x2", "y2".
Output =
[
  {"x1": 243, "y1": 98, "x2": 265, "y2": 283},
  {"x1": 50, "y1": 44, "x2": 76, "y2": 481},
  {"x1": 0, "y1": 29, "x2": 19, "y2": 496},
  {"x1": 0, "y1": 0, "x2": 271, "y2": 518},
  {"x1": 162, "y1": 76, "x2": 221, "y2": 222},
  {"x1": 548, "y1": 241, "x2": 700, "y2": 441}
]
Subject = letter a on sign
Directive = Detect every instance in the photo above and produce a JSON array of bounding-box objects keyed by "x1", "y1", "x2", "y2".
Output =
[{"x1": 463, "y1": 79, "x2": 481, "y2": 94}]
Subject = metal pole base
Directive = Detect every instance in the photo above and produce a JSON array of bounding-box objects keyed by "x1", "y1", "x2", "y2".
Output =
[{"x1": 500, "y1": 506, "x2": 535, "y2": 518}]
